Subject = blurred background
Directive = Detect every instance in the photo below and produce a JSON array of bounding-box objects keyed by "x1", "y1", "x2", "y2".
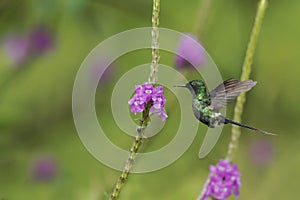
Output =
[{"x1": 0, "y1": 0, "x2": 299, "y2": 199}]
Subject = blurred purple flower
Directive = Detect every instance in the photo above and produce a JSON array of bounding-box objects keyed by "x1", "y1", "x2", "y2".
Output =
[
  {"x1": 91, "y1": 60, "x2": 114, "y2": 84},
  {"x1": 2, "y1": 25, "x2": 54, "y2": 67},
  {"x1": 29, "y1": 26, "x2": 54, "y2": 54},
  {"x1": 175, "y1": 33, "x2": 205, "y2": 69},
  {"x1": 248, "y1": 139, "x2": 275, "y2": 167},
  {"x1": 128, "y1": 83, "x2": 168, "y2": 121},
  {"x1": 3, "y1": 34, "x2": 29, "y2": 65},
  {"x1": 202, "y1": 159, "x2": 241, "y2": 200},
  {"x1": 32, "y1": 156, "x2": 57, "y2": 182}
]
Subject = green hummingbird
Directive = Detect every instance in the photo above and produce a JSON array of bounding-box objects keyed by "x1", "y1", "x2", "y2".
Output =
[{"x1": 175, "y1": 78, "x2": 275, "y2": 135}]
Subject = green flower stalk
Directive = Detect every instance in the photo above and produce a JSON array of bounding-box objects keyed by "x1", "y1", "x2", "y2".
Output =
[
  {"x1": 148, "y1": 0, "x2": 160, "y2": 84},
  {"x1": 198, "y1": 0, "x2": 268, "y2": 199},
  {"x1": 194, "y1": 0, "x2": 212, "y2": 36},
  {"x1": 109, "y1": 0, "x2": 161, "y2": 199},
  {"x1": 109, "y1": 103, "x2": 151, "y2": 200},
  {"x1": 226, "y1": 0, "x2": 268, "y2": 161}
]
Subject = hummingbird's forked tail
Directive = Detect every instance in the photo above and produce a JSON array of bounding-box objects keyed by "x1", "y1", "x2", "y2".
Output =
[{"x1": 224, "y1": 118, "x2": 277, "y2": 136}]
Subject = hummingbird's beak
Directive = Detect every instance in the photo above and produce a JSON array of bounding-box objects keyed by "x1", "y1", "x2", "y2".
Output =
[{"x1": 173, "y1": 84, "x2": 187, "y2": 88}]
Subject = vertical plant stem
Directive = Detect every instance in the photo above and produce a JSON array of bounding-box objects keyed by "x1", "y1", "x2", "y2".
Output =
[
  {"x1": 109, "y1": 0, "x2": 161, "y2": 199},
  {"x1": 194, "y1": 0, "x2": 212, "y2": 36},
  {"x1": 109, "y1": 102, "x2": 152, "y2": 200},
  {"x1": 148, "y1": 0, "x2": 161, "y2": 84},
  {"x1": 196, "y1": 174, "x2": 211, "y2": 200},
  {"x1": 109, "y1": 129, "x2": 144, "y2": 200},
  {"x1": 197, "y1": 1, "x2": 268, "y2": 199},
  {"x1": 226, "y1": 0, "x2": 268, "y2": 161}
]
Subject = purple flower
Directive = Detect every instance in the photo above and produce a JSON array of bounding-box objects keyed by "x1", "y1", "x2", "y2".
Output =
[
  {"x1": 142, "y1": 82, "x2": 155, "y2": 102},
  {"x1": 32, "y1": 156, "x2": 58, "y2": 182},
  {"x1": 175, "y1": 33, "x2": 205, "y2": 69},
  {"x1": 152, "y1": 107, "x2": 168, "y2": 121},
  {"x1": 202, "y1": 159, "x2": 241, "y2": 200},
  {"x1": 2, "y1": 25, "x2": 54, "y2": 67},
  {"x1": 91, "y1": 59, "x2": 114, "y2": 84},
  {"x1": 3, "y1": 34, "x2": 29, "y2": 65},
  {"x1": 128, "y1": 82, "x2": 168, "y2": 121},
  {"x1": 29, "y1": 26, "x2": 54, "y2": 54},
  {"x1": 151, "y1": 86, "x2": 166, "y2": 107},
  {"x1": 248, "y1": 139, "x2": 275, "y2": 167},
  {"x1": 128, "y1": 95, "x2": 146, "y2": 114}
]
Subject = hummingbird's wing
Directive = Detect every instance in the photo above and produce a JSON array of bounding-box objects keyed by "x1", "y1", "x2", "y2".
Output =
[{"x1": 209, "y1": 78, "x2": 257, "y2": 111}]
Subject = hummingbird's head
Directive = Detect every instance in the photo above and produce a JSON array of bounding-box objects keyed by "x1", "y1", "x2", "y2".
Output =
[{"x1": 174, "y1": 80, "x2": 207, "y2": 96}]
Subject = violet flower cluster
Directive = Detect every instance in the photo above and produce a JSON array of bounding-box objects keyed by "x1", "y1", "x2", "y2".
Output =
[
  {"x1": 202, "y1": 159, "x2": 241, "y2": 200},
  {"x1": 128, "y1": 82, "x2": 168, "y2": 121}
]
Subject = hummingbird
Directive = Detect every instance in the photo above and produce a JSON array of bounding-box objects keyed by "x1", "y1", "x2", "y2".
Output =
[{"x1": 175, "y1": 78, "x2": 275, "y2": 136}]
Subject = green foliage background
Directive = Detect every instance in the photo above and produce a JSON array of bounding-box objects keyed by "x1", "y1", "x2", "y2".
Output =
[{"x1": 0, "y1": 0, "x2": 299, "y2": 199}]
